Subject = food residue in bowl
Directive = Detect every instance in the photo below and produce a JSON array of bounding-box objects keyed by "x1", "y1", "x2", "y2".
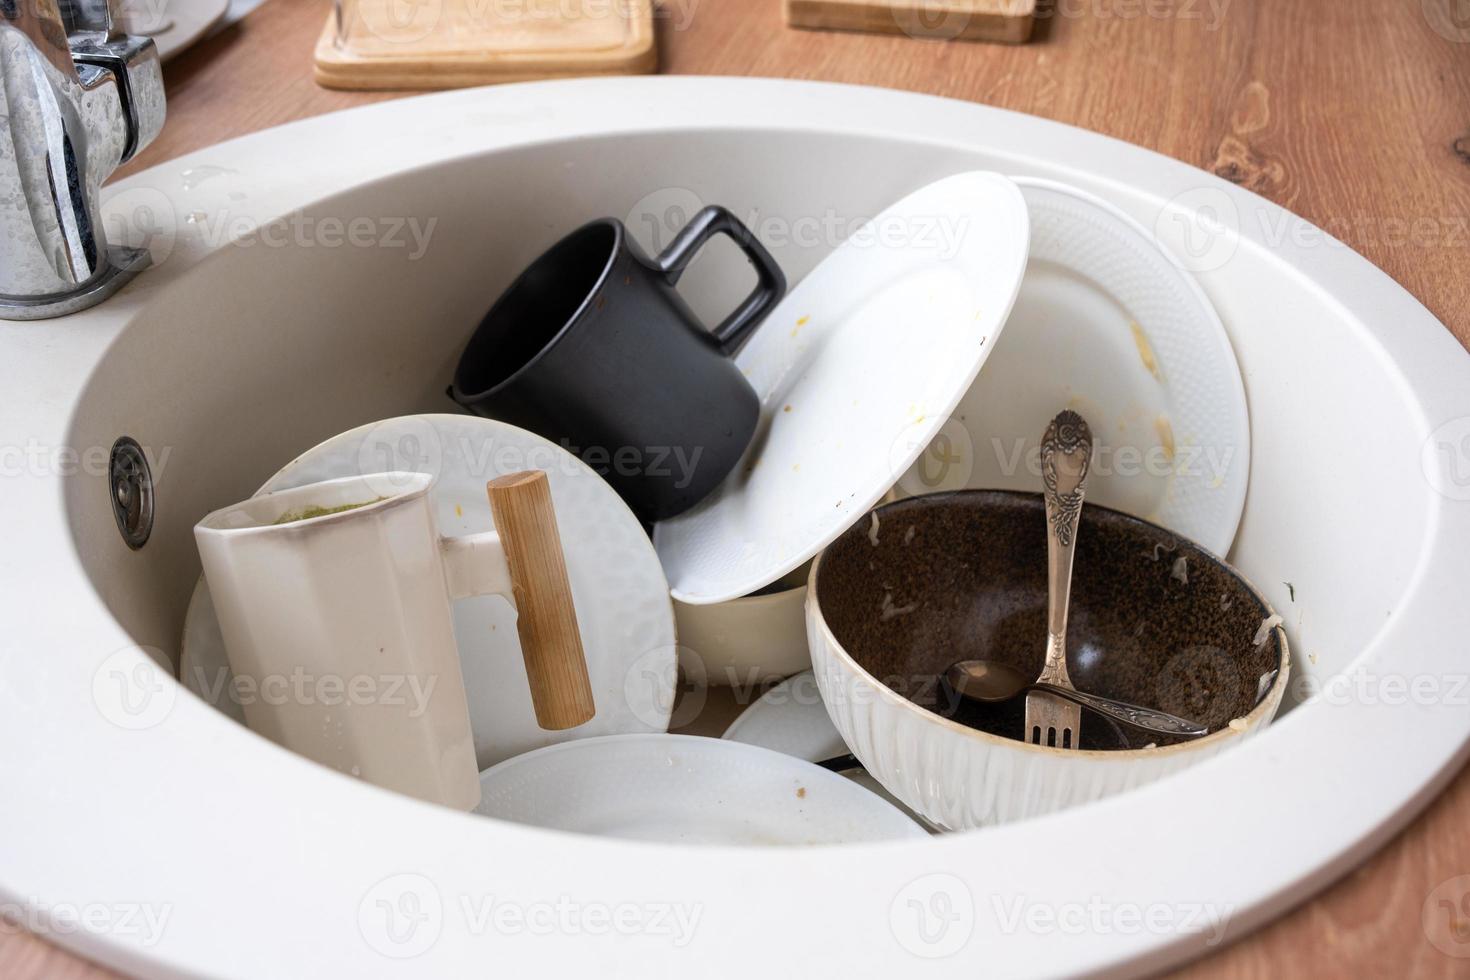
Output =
[
  {"x1": 879, "y1": 591, "x2": 917, "y2": 621},
  {"x1": 1253, "y1": 613, "x2": 1284, "y2": 646},
  {"x1": 272, "y1": 497, "x2": 384, "y2": 525}
]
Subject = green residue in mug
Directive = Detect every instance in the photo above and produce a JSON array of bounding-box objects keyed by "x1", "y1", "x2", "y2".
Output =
[{"x1": 272, "y1": 498, "x2": 384, "y2": 525}]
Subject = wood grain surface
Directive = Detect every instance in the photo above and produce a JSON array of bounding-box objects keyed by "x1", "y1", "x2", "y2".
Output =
[
  {"x1": 783, "y1": 0, "x2": 1037, "y2": 44},
  {"x1": 312, "y1": 0, "x2": 657, "y2": 90},
  {"x1": 7, "y1": 0, "x2": 1468, "y2": 975},
  {"x1": 484, "y1": 471, "x2": 597, "y2": 730}
]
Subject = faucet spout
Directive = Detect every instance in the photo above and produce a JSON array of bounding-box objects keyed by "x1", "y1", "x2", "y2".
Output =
[{"x1": 0, "y1": 0, "x2": 166, "y2": 320}]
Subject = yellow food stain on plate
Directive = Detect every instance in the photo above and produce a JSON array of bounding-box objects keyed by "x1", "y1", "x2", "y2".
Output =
[
  {"x1": 1155, "y1": 414, "x2": 1176, "y2": 461},
  {"x1": 454, "y1": 504, "x2": 463, "y2": 517},
  {"x1": 1130, "y1": 321, "x2": 1163, "y2": 381},
  {"x1": 783, "y1": 404, "x2": 793, "y2": 413}
]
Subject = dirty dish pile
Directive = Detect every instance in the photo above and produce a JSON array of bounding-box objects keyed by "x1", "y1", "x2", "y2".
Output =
[{"x1": 181, "y1": 169, "x2": 1285, "y2": 842}]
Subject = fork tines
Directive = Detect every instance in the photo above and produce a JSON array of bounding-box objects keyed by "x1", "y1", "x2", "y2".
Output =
[{"x1": 1024, "y1": 689, "x2": 1081, "y2": 749}]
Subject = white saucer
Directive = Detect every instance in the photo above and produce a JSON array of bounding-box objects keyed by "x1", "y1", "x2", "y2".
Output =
[
  {"x1": 894, "y1": 176, "x2": 1249, "y2": 555},
  {"x1": 179, "y1": 415, "x2": 677, "y2": 770},
  {"x1": 721, "y1": 671, "x2": 847, "y2": 758},
  {"x1": 654, "y1": 171, "x2": 1030, "y2": 603},
  {"x1": 121, "y1": 0, "x2": 230, "y2": 61},
  {"x1": 722, "y1": 671, "x2": 934, "y2": 831},
  {"x1": 475, "y1": 734, "x2": 926, "y2": 844}
]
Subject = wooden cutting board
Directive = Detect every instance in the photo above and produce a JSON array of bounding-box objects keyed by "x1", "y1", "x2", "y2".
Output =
[
  {"x1": 315, "y1": 0, "x2": 656, "y2": 90},
  {"x1": 785, "y1": 0, "x2": 1035, "y2": 43}
]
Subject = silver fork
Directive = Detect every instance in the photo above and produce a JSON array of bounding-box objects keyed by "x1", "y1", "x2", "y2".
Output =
[{"x1": 1025, "y1": 411, "x2": 1094, "y2": 749}]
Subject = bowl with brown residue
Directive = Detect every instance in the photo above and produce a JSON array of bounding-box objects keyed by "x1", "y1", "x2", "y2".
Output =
[{"x1": 807, "y1": 489, "x2": 1289, "y2": 829}]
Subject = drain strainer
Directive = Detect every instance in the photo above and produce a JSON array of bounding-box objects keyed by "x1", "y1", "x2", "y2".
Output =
[{"x1": 109, "y1": 437, "x2": 154, "y2": 550}]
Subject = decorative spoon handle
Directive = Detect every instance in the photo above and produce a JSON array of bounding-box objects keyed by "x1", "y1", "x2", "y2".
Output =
[
  {"x1": 1038, "y1": 410, "x2": 1092, "y2": 688},
  {"x1": 1031, "y1": 683, "x2": 1209, "y2": 737}
]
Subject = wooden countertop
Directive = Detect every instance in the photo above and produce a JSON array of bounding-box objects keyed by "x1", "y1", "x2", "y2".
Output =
[{"x1": 8, "y1": 0, "x2": 1470, "y2": 975}]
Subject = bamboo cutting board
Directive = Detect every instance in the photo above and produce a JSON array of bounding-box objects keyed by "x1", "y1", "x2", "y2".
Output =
[
  {"x1": 785, "y1": 0, "x2": 1034, "y2": 43},
  {"x1": 315, "y1": 0, "x2": 656, "y2": 90}
]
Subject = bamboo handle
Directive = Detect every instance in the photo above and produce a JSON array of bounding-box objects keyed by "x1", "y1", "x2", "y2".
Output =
[{"x1": 485, "y1": 470, "x2": 596, "y2": 730}]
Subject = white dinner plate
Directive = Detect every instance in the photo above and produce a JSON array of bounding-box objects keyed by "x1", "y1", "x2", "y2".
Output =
[
  {"x1": 179, "y1": 414, "x2": 678, "y2": 769},
  {"x1": 475, "y1": 734, "x2": 926, "y2": 844},
  {"x1": 894, "y1": 176, "x2": 1250, "y2": 556},
  {"x1": 121, "y1": 0, "x2": 230, "y2": 61},
  {"x1": 722, "y1": 671, "x2": 933, "y2": 830},
  {"x1": 654, "y1": 171, "x2": 1030, "y2": 603}
]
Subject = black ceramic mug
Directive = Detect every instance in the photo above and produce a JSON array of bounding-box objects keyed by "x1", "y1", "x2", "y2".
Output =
[{"x1": 450, "y1": 206, "x2": 786, "y2": 522}]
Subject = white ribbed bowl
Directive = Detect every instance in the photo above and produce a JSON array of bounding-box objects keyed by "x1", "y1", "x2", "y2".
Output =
[{"x1": 806, "y1": 496, "x2": 1290, "y2": 830}]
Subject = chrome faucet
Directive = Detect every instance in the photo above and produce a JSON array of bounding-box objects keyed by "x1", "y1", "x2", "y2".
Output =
[{"x1": 1, "y1": 0, "x2": 166, "y2": 319}]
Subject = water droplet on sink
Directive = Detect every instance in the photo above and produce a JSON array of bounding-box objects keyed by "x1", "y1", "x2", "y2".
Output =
[{"x1": 179, "y1": 165, "x2": 237, "y2": 190}]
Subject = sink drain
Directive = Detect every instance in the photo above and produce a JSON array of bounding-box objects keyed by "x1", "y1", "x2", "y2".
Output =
[{"x1": 109, "y1": 437, "x2": 154, "y2": 550}]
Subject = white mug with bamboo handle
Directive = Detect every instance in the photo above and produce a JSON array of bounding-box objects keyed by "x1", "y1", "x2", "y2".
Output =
[{"x1": 194, "y1": 469, "x2": 595, "y2": 810}]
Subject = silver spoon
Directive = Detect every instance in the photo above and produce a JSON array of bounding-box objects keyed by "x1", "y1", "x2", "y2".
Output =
[{"x1": 943, "y1": 660, "x2": 1209, "y2": 739}]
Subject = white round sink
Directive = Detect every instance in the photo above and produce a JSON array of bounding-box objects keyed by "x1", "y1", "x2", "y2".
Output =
[{"x1": 3, "y1": 77, "x2": 1468, "y2": 977}]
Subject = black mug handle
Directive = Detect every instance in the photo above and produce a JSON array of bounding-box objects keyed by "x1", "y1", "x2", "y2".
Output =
[{"x1": 652, "y1": 206, "x2": 787, "y2": 357}]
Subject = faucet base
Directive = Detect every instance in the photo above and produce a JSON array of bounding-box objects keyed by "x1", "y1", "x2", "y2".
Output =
[{"x1": 0, "y1": 247, "x2": 152, "y2": 321}]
